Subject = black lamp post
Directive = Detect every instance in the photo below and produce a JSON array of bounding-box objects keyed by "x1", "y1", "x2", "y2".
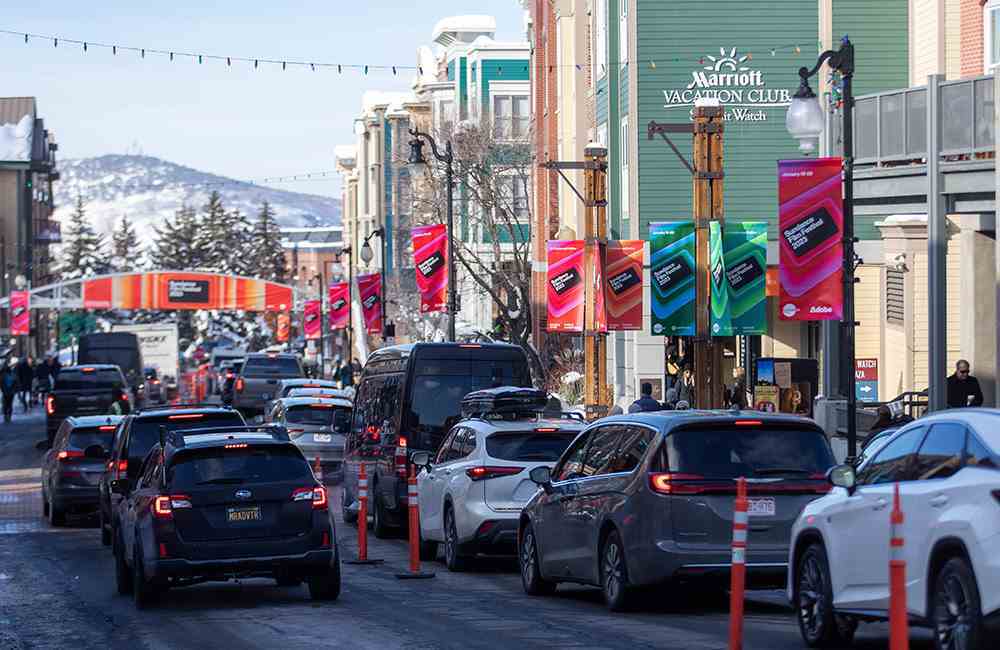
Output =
[
  {"x1": 360, "y1": 227, "x2": 388, "y2": 341},
  {"x1": 408, "y1": 129, "x2": 456, "y2": 342},
  {"x1": 786, "y1": 36, "x2": 858, "y2": 461},
  {"x1": 334, "y1": 246, "x2": 353, "y2": 372}
]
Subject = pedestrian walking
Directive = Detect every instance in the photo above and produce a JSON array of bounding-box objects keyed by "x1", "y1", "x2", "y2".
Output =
[
  {"x1": 33, "y1": 357, "x2": 50, "y2": 405},
  {"x1": 677, "y1": 366, "x2": 695, "y2": 406},
  {"x1": 725, "y1": 367, "x2": 748, "y2": 409},
  {"x1": 628, "y1": 382, "x2": 661, "y2": 413},
  {"x1": 16, "y1": 357, "x2": 34, "y2": 413},
  {"x1": 1, "y1": 363, "x2": 18, "y2": 423},
  {"x1": 946, "y1": 359, "x2": 984, "y2": 408}
]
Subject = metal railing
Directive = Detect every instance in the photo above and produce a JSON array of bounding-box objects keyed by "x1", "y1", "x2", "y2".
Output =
[{"x1": 831, "y1": 74, "x2": 995, "y2": 166}]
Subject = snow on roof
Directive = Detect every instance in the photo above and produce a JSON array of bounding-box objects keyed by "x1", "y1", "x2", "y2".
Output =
[{"x1": 432, "y1": 15, "x2": 496, "y2": 47}]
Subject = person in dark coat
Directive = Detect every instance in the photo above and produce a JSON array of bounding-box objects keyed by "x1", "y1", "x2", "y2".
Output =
[
  {"x1": 628, "y1": 382, "x2": 661, "y2": 413},
  {"x1": 947, "y1": 359, "x2": 984, "y2": 408},
  {"x1": 16, "y1": 357, "x2": 34, "y2": 412},
  {"x1": 1, "y1": 363, "x2": 18, "y2": 423}
]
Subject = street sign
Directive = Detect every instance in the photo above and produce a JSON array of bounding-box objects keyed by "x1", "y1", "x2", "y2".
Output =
[
  {"x1": 856, "y1": 381, "x2": 878, "y2": 402},
  {"x1": 855, "y1": 358, "x2": 879, "y2": 402}
]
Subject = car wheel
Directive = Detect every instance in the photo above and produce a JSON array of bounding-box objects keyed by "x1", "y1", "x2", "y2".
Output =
[
  {"x1": 372, "y1": 492, "x2": 393, "y2": 539},
  {"x1": 132, "y1": 544, "x2": 157, "y2": 609},
  {"x1": 443, "y1": 507, "x2": 468, "y2": 572},
  {"x1": 308, "y1": 547, "x2": 342, "y2": 601},
  {"x1": 796, "y1": 543, "x2": 856, "y2": 647},
  {"x1": 99, "y1": 508, "x2": 111, "y2": 547},
  {"x1": 519, "y1": 522, "x2": 556, "y2": 596},
  {"x1": 48, "y1": 497, "x2": 65, "y2": 527},
  {"x1": 114, "y1": 534, "x2": 133, "y2": 596},
  {"x1": 601, "y1": 530, "x2": 631, "y2": 612},
  {"x1": 932, "y1": 556, "x2": 983, "y2": 650}
]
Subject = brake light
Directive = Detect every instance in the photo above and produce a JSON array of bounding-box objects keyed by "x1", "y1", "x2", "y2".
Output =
[
  {"x1": 99, "y1": 425, "x2": 117, "y2": 431},
  {"x1": 224, "y1": 443, "x2": 248, "y2": 449},
  {"x1": 458, "y1": 344, "x2": 482, "y2": 348},
  {"x1": 734, "y1": 420, "x2": 762, "y2": 426},
  {"x1": 649, "y1": 473, "x2": 831, "y2": 495},
  {"x1": 649, "y1": 473, "x2": 712, "y2": 495},
  {"x1": 168, "y1": 413, "x2": 203, "y2": 420},
  {"x1": 535, "y1": 427, "x2": 559, "y2": 433},
  {"x1": 116, "y1": 460, "x2": 128, "y2": 473},
  {"x1": 365, "y1": 425, "x2": 381, "y2": 443},
  {"x1": 235, "y1": 378, "x2": 245, "y2": 393},
  {"x1": 119, "y1": 390, "x2": 129, "y2": 403},
  {"x1": 292, "y1": 486, "x2": 328, "y2": 509},
  {"x1": 45, "y1": 395, "x2": 55, "y2": 415},
  {"x1": 303, "y1": 384, "x2": 320, "y2": 388},
  {"x1": 395, "y1": 436, "x2": 408, "y2": 477},
  {"x1": 81, "y1": 367, "x2": 96, "y2": 373},
  {"x1": 57, "y1": 450, "x2": 84, "y2": 461},
  {"x1": 152, "y1": 494, "x2": 192, "y2": 519},
  {"x1": 466, "y1": 466, "x2": 525, "y2": 481}
]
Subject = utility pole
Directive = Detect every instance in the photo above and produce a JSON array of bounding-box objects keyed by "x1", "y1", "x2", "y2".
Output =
[{"x1": 583, "y1": 143, "x2": 609, "y2": 418}]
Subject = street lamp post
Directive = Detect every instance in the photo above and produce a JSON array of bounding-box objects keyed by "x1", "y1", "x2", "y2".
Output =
[
  {"x1": 313, "y1": 272, "x2": 325, "y2": 378},
  {"x1": 360, "y1": 227, "x2": 388, "y2": 341},
  {"x1": 408, "y1": 129, "x2": 456, "y2": 342},
  {"x1": 786, "y1": 36, "x2": 858, "y2": 460}
]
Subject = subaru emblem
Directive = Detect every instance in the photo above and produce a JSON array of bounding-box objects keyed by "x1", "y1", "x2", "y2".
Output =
[{"x1": 235, "y1": 489, "x2": 252, "y2": 500}]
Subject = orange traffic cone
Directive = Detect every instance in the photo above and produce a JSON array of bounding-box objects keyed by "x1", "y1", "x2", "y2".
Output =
[
  {"x1": 396, "y1": 466, "x2": 435, "y2": 580},
  {"x1": 729, "y1": 477, "x2": 748, "y2": 650},
  {"x1": 889, "y1": 483, "x2": 910, "y2": 650}
]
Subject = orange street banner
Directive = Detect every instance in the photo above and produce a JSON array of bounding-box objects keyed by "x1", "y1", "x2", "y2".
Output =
[{"x1": 81, "y1": 272, "x2": 293, "y2": 311}]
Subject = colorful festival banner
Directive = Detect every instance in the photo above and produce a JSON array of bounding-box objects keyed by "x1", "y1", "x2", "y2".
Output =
[
  {"x1": 588, "y1": 243, "x2": 607, "y2": 334},
  {"x1": 546, "y1": 240, "x2": 585, "y2": 333},
  {"x1": 650, "y1": 222, "x2": 696, "y2": 336},
  {"x1": 303, "y1": 300, "x2": 321, "y2": 340},
  {"x1": 357, "y1": 273, "x2": 383, "y2": 335},
  {"x1": 778, "y1": 158, "x2": 844, "y2": 320},
  {"x1": 605, "y1": 240, "x2": 644, "y2": 331},
  {"x1": 276, "y1": 313, "x2": 290, "y2": 342},
  {"x1": 10, "y1": 291, "x2": 29, "y2": 336},
  {"x1": 328, "y1": 282, "x2": 350, "y2": 330},
  {"x1": 709, "y1": 221, "x2": 731, "y2": 336},
  {"x1": 411, "y1": 224, "x2": 449, "y2": 313},
  {"x1": 723, "y1": 221, "x2": 768, "y2": 335},
  {"x1": 81, "y1": 272, "x2": 293, "y2": 312}
]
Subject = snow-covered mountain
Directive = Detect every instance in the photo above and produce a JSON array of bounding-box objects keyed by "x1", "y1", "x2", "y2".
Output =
[{"x1": 53, "y1": 155, "x2": 340, "y2": 244}]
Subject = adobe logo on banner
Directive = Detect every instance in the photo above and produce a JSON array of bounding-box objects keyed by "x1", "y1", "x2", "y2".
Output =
[{"x1": 777, "y1": 158, "x2": 844, "y2": 321}]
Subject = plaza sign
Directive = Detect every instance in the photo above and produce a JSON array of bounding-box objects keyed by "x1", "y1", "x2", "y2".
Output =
[{"x1": 662, "y1": 47, "x2": 792, "y2": 122}]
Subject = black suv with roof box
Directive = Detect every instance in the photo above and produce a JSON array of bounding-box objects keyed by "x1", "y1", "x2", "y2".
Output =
[
  {"x1": 98, "y1": 404, "x2": 245, "y2": 547},
  {"x1": 110, "y1": 426, "x2": 340, "y2": 608}
]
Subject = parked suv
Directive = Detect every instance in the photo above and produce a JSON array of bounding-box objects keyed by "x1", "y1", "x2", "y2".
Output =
[
  {"x1": 789, "y1": 409, "x2": 1000, "y2": 649},
  {"x1": 266, "y1": 396, "x2": 352, "y2": 483},
  {"x1": 42, "y1": 415, "x2": 124, "y2": 526},
  {"x1": 341, "y1": 343, "x2": 532, "y2": 535},
  {"x1": 519, "y1": 411, "x2": 836, "y2": 611},
  {"x1": 110, "y1": 426, "x2": 340, "y2": 608},
  {"x1": 232, "y1": 353, "x2": 305, "y2": 418},
  {"x1": 47, "y1": 365, "x2": 132, "y2": 447},
  {"x1": 412, "y1": 387, "x2": 584, "y2": 570},
  {"x1": 98, "y1": 405, "x2": 245, "y2": 546}
]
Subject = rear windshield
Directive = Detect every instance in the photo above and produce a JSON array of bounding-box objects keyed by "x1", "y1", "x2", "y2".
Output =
[
  {"x1": 78, "y1": 348, "x2": 141, "y2": 375},
  {"x1": 55, "y1": 369, "x2": 124, "y2": 390},
  {"x1": 167, "y1": 445, "x2": 312, "y2": 489},
  {"x1": 127, "y1": 412, "x2": 245, "y2": 459},
  {"x1": 486, "y1": 431, "x2": 577, "y2": 462},
  {"x1": 286, "y1": 404, "x2": 351, "y2": 430},
  {"x1": 242, "y1": 357, "x2": 302, "y2": 377},
  {"x1": 665, "y1": 426, "x2": 835, "y2": 478},
  {"x1": 69, "y1": 426, "x2": 117, "y2": 450}
]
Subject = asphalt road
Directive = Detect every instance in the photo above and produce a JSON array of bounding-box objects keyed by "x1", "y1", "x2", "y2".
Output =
[{"x1": 0, "y1": 411, "x2": 935, "y2": 650}]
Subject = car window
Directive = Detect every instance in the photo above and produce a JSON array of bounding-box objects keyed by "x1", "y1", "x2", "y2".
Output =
[
  {"x1": 242, "y1": 357, "x2": 302, "y2": 377},
  {"x1": 966, "y1": 433, "x2": 996, "y2": 468},
  {"x1": 285, "y1": 404, "x2": 350, "y2": 426},
  {"x1": 460, "y1": 429, "x2": 477, "y2": 457},
  {"x1": 857, "y1": 427, "x2": 925, "y2": 485},
  {"x1": 914, "y1": 423, "x2": 966, "y2": 480},
  {"x1": 435, "y1": 429, "x2": 458, "y2": 464},
  {"x1": 609, "y1": 425, "x2": 656, "y2": 474},
  {"x1": 69, "y1": 426, "x2": 116, "y2": 451},
  {"x1": 485, "y1": 430, "x2": 578, "y2": 462},
  {"x1": 54, "y1": 369, "x2": 125, "y2": 390},
  {"x1": 666, "y1": 425, "x2": 835, "y2": 478},
  {"x1": 167, "y1": 445, "x2": 312, "y2": 489},
  {"x1": 126, "y1": 412, "x2": 245, "y2": 460},
  {"x1": 138, "y1": 450, "x2": 161, "y2": 489},
  {"x1": 445, "y1": 428, "x2": 469, "y2": 462},
  {"x1": 553, "y1": 431, "x2": 591, "y2": 482},
  {"x1": 580, "y1": 425, "x2": 623, "y2": 478}
]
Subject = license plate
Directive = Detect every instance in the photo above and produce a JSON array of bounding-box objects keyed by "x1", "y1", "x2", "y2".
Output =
[
  {"x1": 747, "y1": 497, "x2": 776, "y2": 517},
  {"x1": 227, "y1": 506, "x2": 262, "y2": 523},
  {"x1": 314, "y1": 433, "x2": 332, "y2": 443}
]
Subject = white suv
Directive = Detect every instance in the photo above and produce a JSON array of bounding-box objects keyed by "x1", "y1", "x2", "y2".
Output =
[
  {"x1": 787, "y1": 409, "x2": 1000, "y2": 649},
  {"x1": 412, "y1": 416, "x2": 585, "y2": 571}
]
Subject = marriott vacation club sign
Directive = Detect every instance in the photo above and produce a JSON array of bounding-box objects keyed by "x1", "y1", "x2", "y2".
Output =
[{"x1": 662, "y1": 47, "x2": 792, "y2": 122}]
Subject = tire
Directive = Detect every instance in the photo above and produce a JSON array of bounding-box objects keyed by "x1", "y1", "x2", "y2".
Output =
[
  {"x1": 132, "y1": 544, "x2": 157, "y2": 609},
  {"x1": 796, "y1": 543, "x2": 856, "y2": 647},
  {"x1": 443, "y1": 507, "x2": 468, "y2": 572},
  {"x1": 372, "y1": 492, "x2": 393, "y2": 540},
  {"x1": 519, "y1": 522, "x2": 557, "y2": 596},
  {"x1": 114, "y1": 534, "x2": 133, "y2": 596},
  {"x1": 308, "y1": 549, "x2": 342, "y2": 601},
  {"x1": 100, "y1": 508, "x2": 111, "y2": 547},
  {"x1": 600, "y1": 530, "x2": 631, "y2": 612},
  {"x1": 419, "y1": 530, "x2": 439, "y2": 562},
  {"x1": 931, "y1": 556, "x2": 983, "y2": 650},
  {"x1": 48, "y1": 497, "x2": 65, "y2": 527}
]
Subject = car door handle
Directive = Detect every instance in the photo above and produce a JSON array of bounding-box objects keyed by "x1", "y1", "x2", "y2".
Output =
[
  {"x1": 930, "y1": 495, "x2": 949, "y2": 508},
  {"x1": 873, "y1": 498, "x2": 888, "y2": 511}
]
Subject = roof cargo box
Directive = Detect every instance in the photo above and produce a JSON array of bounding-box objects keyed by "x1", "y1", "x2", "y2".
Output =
[{"x1": 461, "y1": 386, "x2": 548, "y2": 418}]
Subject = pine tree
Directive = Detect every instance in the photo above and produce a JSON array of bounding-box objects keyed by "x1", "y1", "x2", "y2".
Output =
[
  {"x1": 59, "y1": 195, "x2": 109, "y2": 280},
  {"x1": 151, "y1": 205, "x2": 202, "y2": 270},
  {"x1": 191, "y1": 190, "x2": 228, "y2": 272},
  {"x1": 250, "y1": 201, "x2": 287, "y2": 282},
  {"x1": 110, "y1": 214, "x2": 141, "y2": 272}
]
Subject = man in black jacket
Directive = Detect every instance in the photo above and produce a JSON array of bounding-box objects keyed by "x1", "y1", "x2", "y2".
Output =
[
  {"x1": 947, "y1": 359, "x2": 984, "y2": 408},
  {"x1": 628, "y1": 382, "x2": 661, "y2": 413}
]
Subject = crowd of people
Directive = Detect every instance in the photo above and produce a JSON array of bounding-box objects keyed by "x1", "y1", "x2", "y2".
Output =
[{"x1": 0, "y1": 355, "x2": 61, "y2": 424}]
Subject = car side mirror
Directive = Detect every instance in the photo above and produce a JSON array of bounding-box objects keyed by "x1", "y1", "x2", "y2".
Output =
[
  {"x1": 411, "y1": 451, "x2": 431, "y2": 470},
  {"x1": 110, "y1": 478, "x2": 128, "y2": 495},
  {"x1": 827, "y1": 464, "x2": 857, "y2": 495},
  {"x1": 529, "y1": 466, "x2": 553, "y2": 493}
]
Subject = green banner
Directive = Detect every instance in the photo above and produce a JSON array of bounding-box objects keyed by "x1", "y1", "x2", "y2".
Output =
[
  {"x1": 723, "y1": 221, "x2": 768, "y2": 335},
  {"x1": 650, "y1": 221, "x2": 696, "y2": 336},
  {"x1": 709, "y1": 221, "x2": 732, "y2": 336}
]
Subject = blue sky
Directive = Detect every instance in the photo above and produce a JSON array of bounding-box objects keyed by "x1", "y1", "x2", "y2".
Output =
[{"x1": 0, "y1": 1, "x2": 526, "y2": 198}]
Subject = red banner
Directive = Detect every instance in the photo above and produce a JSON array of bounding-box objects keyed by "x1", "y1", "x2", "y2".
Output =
[
  {"x1": 357, "y1": 273, "x2": 383, "y2": 335},
  {"x1": 778, "y1": 158, "x2": 844, "y2": 320},
  {"x1": 303, "y1": 300, "x2": 321, "y2": 340},
  {"x1": 588, "y1": 243, "x2": 607, "y2": 334},
  {"x1": 605, "y1": 240, "x2": 644, "y2": 330},
  {"x1": 328, "y1": 282, "x2": 350, "y2": 330},
  {"x1": 10, "y1": 291, "x2": 29, "y2": 336},
  {"x1": 411, "y1": 224, "x2": 448, "y2": 313},
  {"x1": 546, "y1": 240, "x2": 585, "y2": 333},
  {"x1": 276, "y1": 313, "x2": 290, "y2": 342}
]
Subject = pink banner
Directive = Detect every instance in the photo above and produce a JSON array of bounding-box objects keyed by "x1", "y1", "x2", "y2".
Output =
[
  {"x1": 303, "y1": 300, "x2": 321, "y2": 340},
  {"x1": 411, "y1": 224, "x2": 448, "y2": 313},
  {"x1": 357, "y1": 273, "x2": 383, "y2": 335},
  {"x1": 328, "y1": 282, "x2": 350, "y2": 330},
  {"x1": 10, "y1": 291, "x2": 29, "y2": 336},
  {"x1": 605, "y1": 240, "x2": 644, "y2": 330},
  {"x1": 546, "y1": 240, "x2": 585, "y2": 333}
]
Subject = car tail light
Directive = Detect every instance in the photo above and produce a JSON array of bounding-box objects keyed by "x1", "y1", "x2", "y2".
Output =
[
  {"x1": 152, "y1": 494, "x2": 191, "y2": 519},
  {"x1": 292, "y1": 486, "x2": 328, "y2": 509},
  {"x1": 159, "y1": 542, "x2": 169, "y2": 558},
  {"x1": 458, "y1": 344, "x2": 482, "y2": 348},
  {"x1": 168, "y1": 413, "x2": 204, "y2": 420},
  {"x1": 649, "y1": 473, "x2": 716, "y2": 495},
  {"x1": 81, "y1": 367, "x2": 96, "y2": 373},
  {"x1": 476, "y1": 520, "x2": 498, "y2": 537},
  {"x1": 321, "y1": 531, "x2": 331, "y2": 547},
  {"x1": 365, "y1": 425, "x2": 381, "y2": 443},
  {"x1": 395, "y1": 436, "x2": 408, "y2": 477},
  {"x1": 119, "y1": 390, "x2": 129, "y2": 403},
  {"x1": 57, "y1": 450, "x2": 84, "y2": 461},
  {"x1": 734, "y1": 420, "x2": 763, "y2": 426},
  {"x1": 45, "y1": 395, "x2": 55, "y2": 415},
  {"x1": 466, "y1": 466, "x2": 525, "y2": 481},
  {"x1": 649, "y1": 473, "x2": 831, "y2": 495},
  {"x1": 224, "y1": 443, "x2": 248, "y2": 449},
  {"x1": 535, "y1": 427, "x2": 559, "y2": 433},
  {"x1": 116, "y1": 460, "x2": 128, "y2": 474},
  {"x1": 235, "y1": 377, "x2": 245, "y2": 393},
  {"x1": 99, "y1": 425, "x2": 117, "y2": 431}
]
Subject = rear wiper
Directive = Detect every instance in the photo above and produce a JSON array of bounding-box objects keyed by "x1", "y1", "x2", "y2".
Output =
[
  {"x1": 754, "y1": 468, "x2": 813, "y2": 477},
  {"x1": 195, "y1": 477, "x2": 246, "y2": 485}
]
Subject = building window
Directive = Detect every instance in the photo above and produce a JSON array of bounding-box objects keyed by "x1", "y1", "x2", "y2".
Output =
[
  {"x1": 493, "y1": 95, "x2": 530, "y2": 139},
  {"x1": 987, "y1": 1, "x2": 1000, "y2": 71},
  {"x1": 594, "y1": 0, "x2": 607, "y2": 83},
  {"x1": 619, "y1": 0, "x2": 628, "y2": 69},
  {"x1": 498, "y1": 176, "x2": 530, "y2": 223},
  {"x1": 886, "y1": 269, "x2": 904, "y2": 324}
]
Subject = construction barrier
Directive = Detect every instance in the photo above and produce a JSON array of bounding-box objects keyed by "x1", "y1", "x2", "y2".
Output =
[
  {"x1": 729, "y1": 476, "x2": 748, "y2": 650},
  {"x1": 344, "y1": 464, "x2": 382, "y2": 565},
  {"x1": 889, "y1": 483, "x2": 910, "y2": 650},
  {"x1": 395, "y1": 466, "x2": 435, "y2": 580}
]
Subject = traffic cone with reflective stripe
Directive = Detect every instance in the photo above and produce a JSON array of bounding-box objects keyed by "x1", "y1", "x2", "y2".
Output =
[
  {"x1": 345, "y1": 463, "x2": 383, "y2": 565},
  {"x1": 889, "y1": 483, "x2": 910, "y2": 650},
  {"x1": 729, "y1": 477, "x2": 748, "y2": 650},
  {"x1": 396, "y1": 466, "x2": 435, "y2": 580}
]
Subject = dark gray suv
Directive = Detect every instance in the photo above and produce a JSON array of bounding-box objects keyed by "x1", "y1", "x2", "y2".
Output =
[{"x1": 518, "y1": 411, "x2": 836, "y2": 610}]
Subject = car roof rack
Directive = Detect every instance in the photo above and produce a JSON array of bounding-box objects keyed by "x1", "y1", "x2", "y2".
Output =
[{"x1": 134, "y1": 402, "x2": 233, "y2": 415}]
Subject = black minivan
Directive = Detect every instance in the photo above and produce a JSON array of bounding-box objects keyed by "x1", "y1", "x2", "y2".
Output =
[{"x1": 341, "y1": 343, "x2": 532, "y2": 537}]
